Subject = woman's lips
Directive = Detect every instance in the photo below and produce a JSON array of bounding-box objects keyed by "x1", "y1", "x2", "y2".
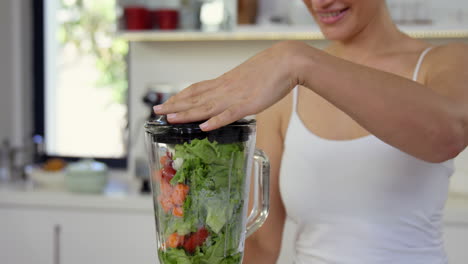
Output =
[{"x1": 317, "y1": 8, "x2": 349, "y2": 25}]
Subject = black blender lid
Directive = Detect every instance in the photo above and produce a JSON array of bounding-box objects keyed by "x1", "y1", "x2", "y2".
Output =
[{"x1": 145, "y1": 115, "x2": 255, "y2": 144}]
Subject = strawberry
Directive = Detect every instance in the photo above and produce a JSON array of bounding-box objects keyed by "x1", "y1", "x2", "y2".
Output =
[{"x1": 183, "y1": 227, "x2": 209, "y2": 253}]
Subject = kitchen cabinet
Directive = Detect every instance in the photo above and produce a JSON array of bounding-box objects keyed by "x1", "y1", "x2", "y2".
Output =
[
  {"x1": 0, "y1": 208, "x2": 55, "y2": 264},
  {"x1": 59, "y1": 210, "x2": 156, "y2": 264},
  {"x1": 0, "y1": 207, "x2": 158, "y2": 264},
  {"x1": 0, "y1": 189, "x2": 159, "y2": 264}
]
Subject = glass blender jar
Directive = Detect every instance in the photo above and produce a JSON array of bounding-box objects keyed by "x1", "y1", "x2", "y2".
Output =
[{"x1": 145, "y1": 117, "x2": 270, "y2": 263}]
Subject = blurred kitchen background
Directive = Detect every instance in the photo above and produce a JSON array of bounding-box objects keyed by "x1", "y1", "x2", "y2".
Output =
[{"x1": 1, "y1": 0, "x2": 468, "y2": 263}]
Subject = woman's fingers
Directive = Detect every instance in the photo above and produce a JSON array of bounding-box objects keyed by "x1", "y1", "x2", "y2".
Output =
[
  {"x1": 154, "y1": 94, "x2": 203, "y2": 115},
  {"x1": 199, "y1": 103, "x2": 248, "y2": 131},
  {"x1": 153, "y1": 81, "x2": 216, "y2": 114},
  {"x1": 166, "y1": 101, "x2": 223, "y2": 124}
]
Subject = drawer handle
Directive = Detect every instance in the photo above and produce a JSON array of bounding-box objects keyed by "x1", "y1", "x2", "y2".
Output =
[{"x1": 54, "y1": 224, "x2": 61, "y2": 264}]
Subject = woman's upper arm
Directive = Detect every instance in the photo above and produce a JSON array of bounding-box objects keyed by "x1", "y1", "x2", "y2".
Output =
[
  {"x1": 425, "y1": 43, "x2": 468, "y2": 147},
  {"x1": 245, "y1": 100, "x2": 288, "y2": 257}
]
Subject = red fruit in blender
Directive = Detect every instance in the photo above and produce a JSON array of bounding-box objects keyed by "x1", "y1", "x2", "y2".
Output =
[
  {"x1": 162, "y1": 166, "x2": 176, "y2": 180},
  {"x1": 183, "y1": 227, "x2": 209, "y2": 253}
]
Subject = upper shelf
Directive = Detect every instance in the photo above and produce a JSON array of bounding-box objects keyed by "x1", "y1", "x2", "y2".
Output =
[{"x1": 118, "y1": 24, "x2": 468, "y2": 42}]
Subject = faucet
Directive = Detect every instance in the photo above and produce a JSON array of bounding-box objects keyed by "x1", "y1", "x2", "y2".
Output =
[
  {"x1": 0, "y1": 138, "x2": 35, "y2": 183},
  {"x1": 0, "y1": 140, "x2": 12, "y2": 182}
]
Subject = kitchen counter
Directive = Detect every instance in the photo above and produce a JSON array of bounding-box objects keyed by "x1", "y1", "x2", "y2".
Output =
[
  {"x1": 0, "y1": 180, "x2": 157, "y2": 264},
  {"x1": 1, "y1": 181, "x2": 467, "y2": 222},
  {"x1": 0, "y1": 187, "x2": 153, "y2": 213},
  {"x1": 0, "y1": 171, "x2": 153, "y2": 214}
]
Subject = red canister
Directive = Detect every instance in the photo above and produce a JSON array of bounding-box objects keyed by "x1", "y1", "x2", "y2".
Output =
[
  {"x1": 124, "y1": 6, "x2": 151, "y2": 30},
  {"x1": 153, "y1": 9, "x2": 179, "y2": 30}
]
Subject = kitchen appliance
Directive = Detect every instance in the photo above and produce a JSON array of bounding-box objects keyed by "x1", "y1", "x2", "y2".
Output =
[
  {"x1": 138, "y1": 86, "x2": 177, "y2": 193},
  {"x1": 0, "y1": 139, "x2": 31, "y2": 183},
  {"x1": 144, "y1": 116, "x2": 269, "y2": 263},
  {"x1": 142, "y1": 85, "x2": 176, "y2": 121}
]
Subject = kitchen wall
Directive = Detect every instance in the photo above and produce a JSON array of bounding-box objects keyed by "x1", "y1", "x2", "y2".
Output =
[
  {"x1": 426, "y1": 1, "x2": 468, "y2": 26},
  {"x1": 0, "y1": 0, "x2": 15, "y2": 142},
  {"x1": 0, "y1": 0, "x2": 32, "y2": 147}
]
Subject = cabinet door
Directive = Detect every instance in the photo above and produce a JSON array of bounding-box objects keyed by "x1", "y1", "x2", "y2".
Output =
[
  {"x1": 444, "y1": 223, "x2": 468, "y2": 264},
  {"x1": 59, "y1": 211, "x2": 158, "y2": 264},
  {"x1": 0, "y1": 208, "x2": 55, "y2": 264}
]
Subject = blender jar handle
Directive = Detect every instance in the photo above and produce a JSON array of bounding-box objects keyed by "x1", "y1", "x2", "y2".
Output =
[{"x1": 246, "y1": 149, "x2": 270, "y2": 237}]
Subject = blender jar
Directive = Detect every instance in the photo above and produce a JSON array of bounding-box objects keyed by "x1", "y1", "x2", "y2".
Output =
[{"x1": 145, "y1": 117, "x2": 269, "y2": 263}]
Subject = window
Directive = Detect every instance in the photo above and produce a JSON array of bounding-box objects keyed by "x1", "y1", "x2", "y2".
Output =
[{"x1": 35, "y1": 0, "x2": 128, "y2": 166}]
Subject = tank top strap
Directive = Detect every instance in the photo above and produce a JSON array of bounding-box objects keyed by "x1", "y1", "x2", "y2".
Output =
[
  {"x1": 412, "y1": 47, "x2": 434, "y2": 82},
  {"x1": 292, "y1": 85, "x2": 299, "y2": 113}
]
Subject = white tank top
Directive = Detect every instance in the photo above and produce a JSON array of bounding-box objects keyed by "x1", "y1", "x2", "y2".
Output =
[{"x1": 279, "y1": 47, "x2": 455, "y2": 264}]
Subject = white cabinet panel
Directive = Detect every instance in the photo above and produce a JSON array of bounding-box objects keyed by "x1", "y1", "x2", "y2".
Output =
[
  {"x1": 0, "y1": 207, "x2": 159, "y2": 264},
  {"x1": 0, "y1": 208, "x2": 55, "y2": 264},
  {"x1": 58, "y1": 211, "x2": 157, "y2": 264}
]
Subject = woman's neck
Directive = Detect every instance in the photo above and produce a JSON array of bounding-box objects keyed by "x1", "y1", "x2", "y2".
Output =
[{"x1": 327, "y1": 6, "x2": 406, "y2": 62}]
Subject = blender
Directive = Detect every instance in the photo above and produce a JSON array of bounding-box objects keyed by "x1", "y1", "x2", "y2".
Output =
[{"x1": 145, "y1": 116, "x2": 270, "y2": 263}]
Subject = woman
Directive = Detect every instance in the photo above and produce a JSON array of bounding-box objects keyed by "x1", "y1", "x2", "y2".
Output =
[{"x1": 154, "y1": 0, "x2": 468, "y2": 263}]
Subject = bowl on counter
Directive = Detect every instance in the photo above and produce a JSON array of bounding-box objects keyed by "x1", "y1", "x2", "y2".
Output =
[
  {"x1": 27, "y1": 158, "x2": 68, "y2": 190},
  {"x1": 28, "y1": 167, "x2": 66, "y2": 190},
  {"x1": 65, "y1": 159, "x2": 108, "y2": 194}
]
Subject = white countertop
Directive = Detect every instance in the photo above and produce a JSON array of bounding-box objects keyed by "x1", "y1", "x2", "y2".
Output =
[
  {"x1": 0, "y1": 174, "x2": 154, "y2": 214},
  {"x1": 0, "y1": 187, "x2": 153, "y2": 213}
]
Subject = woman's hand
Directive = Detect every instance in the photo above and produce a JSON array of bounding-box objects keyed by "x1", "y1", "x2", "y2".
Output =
[{"x1": 153, "y1": 41, "x2": 307, "y2": 131}]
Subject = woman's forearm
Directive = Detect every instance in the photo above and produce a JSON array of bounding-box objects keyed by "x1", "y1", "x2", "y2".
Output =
[
  {"x1": 288, "y1": 41, "x2": 465, "y2": 162},
  {"x1": 154, "y1": 41, "x2": 467, "y2": 158}
]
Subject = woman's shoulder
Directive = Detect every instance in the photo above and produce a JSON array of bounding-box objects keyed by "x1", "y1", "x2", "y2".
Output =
[
  {"x1": 426, "y1": 42, "x2": 468, "y2": 62},
  {"x1": 431, "y1": 42, "x2": 468, "y2": 52},
  {"x1": 422, "y1": 42, "x2": 468, "y2": 77}
]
